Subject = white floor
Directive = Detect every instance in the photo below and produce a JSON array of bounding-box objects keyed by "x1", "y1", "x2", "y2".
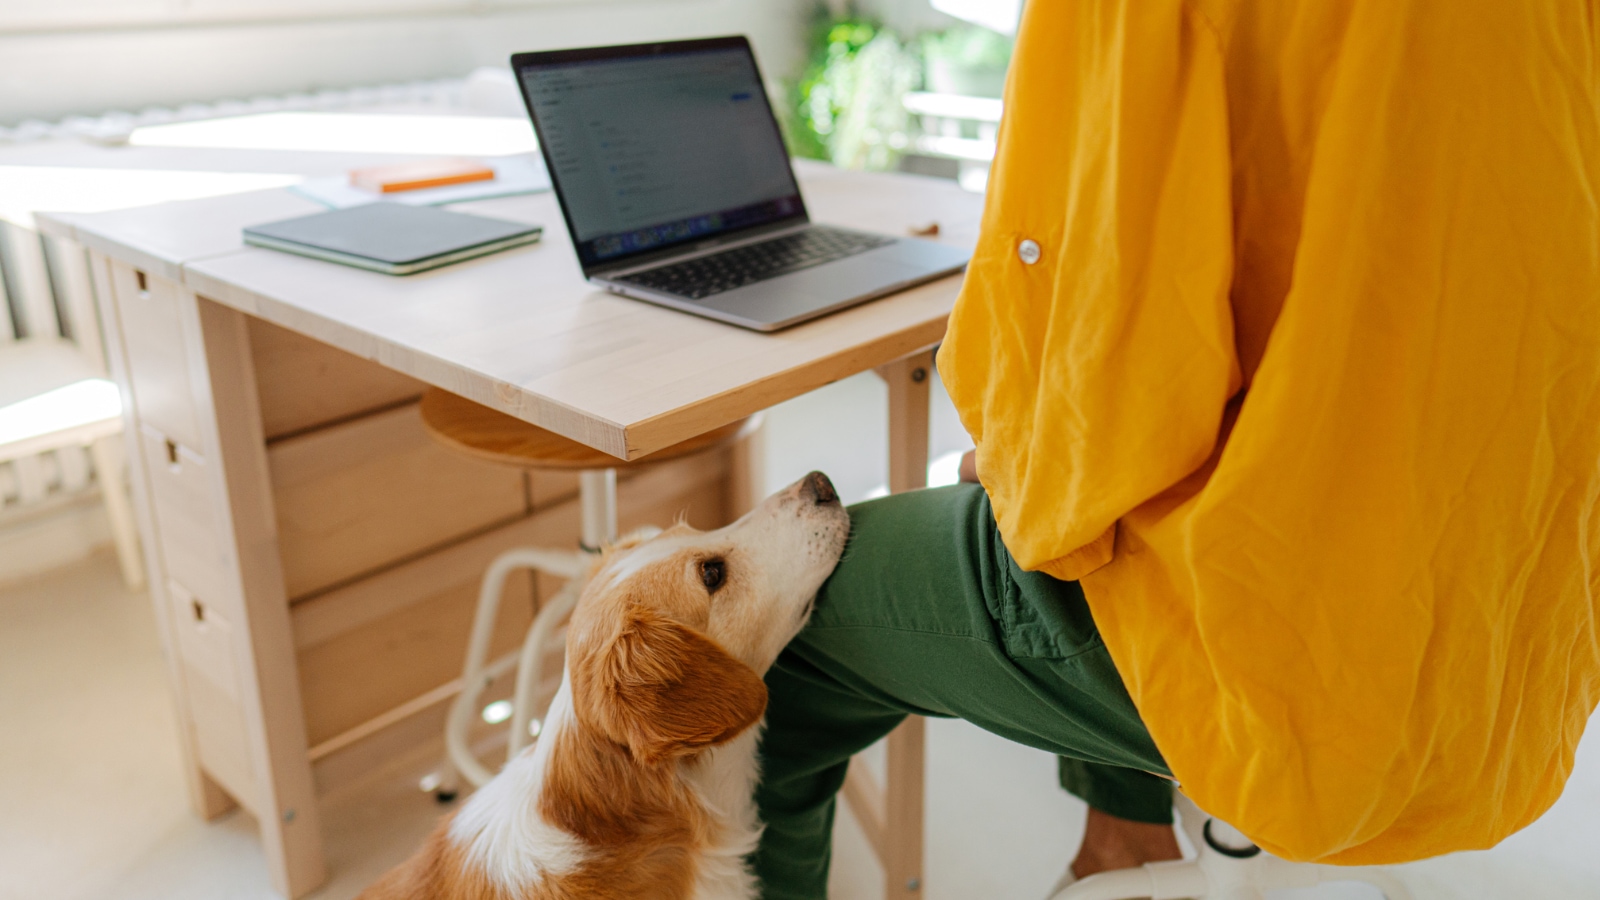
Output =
[{"x1": 3, "y1": 371, "x2": 1598, "y2": 900}]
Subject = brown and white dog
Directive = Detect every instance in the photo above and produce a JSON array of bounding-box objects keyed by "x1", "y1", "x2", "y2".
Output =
[{"x1": 358, "y1": 471, "x2": 849, "y2": 900}]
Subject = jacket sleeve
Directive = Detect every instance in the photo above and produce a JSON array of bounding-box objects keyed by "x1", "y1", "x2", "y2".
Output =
[{"x1": 940, "y1": 0, "x2": 1238, "y2": 580}]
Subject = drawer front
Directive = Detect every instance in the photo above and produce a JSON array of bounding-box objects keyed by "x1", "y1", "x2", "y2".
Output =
[
  {"x1": 298, "y1": 568, "x2": 535, "y2": 747},
  {"x1": 527, "y1": 470, "x2": 580, "y2": 512},
  {"x1": 110, "y1": 261, "x2": 205, "y2": 450},
  {"x1": 248, "y1": 317, "x2": 424, "y2": 441},
  {"x1": 293, "y1": 448, "x2": 733, "y2": 749},
  {"x1": 269, "y1": 402, "x2": 527, "y2": 600},
  {"x1": 169, "y1": 580, "x2": 256, "y2": 810},
  {"x1": 141, "y1": 426, "x2": 233, "y2": 612}
]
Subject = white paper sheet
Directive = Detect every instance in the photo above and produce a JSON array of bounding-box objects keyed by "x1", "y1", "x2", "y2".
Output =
[{"x1": 289, "y1": 154, "x2": 551, "y2": 209}]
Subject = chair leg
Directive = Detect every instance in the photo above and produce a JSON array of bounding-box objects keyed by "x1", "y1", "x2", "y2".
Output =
[
  {"x1": 444, "y1": 547, "x2": 586, "y2": 789},
  {"x1": 439, "y1": 468, "x2": 620, "y2": 796},
  {"x1": 435, "y1": 649, "x2": 522, "y2": 800},
  {"x1": 509, "y1": 576, "x2": 582, "y2": 757},
  {"x1": 1173, "y1": 791, "x2": 1208, "y2": 858},
  {"x1": 578, "y1": 469, "x2": 617, "y2": 548},
  {"x1": 90, "y1": 434, "x2": 145, "y2": 591}
]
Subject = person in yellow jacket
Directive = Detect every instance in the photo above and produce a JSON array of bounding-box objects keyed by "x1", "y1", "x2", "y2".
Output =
[{"x1": 751, "y1": 2, "x2": 1600, "y2": 897}]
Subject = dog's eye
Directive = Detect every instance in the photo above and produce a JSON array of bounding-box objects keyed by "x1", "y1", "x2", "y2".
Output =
[{"x1": 699, "y1": 558, "x2": 727, "y2": 593}]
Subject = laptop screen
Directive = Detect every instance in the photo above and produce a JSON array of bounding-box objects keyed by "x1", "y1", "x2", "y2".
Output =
[{"x1": 516, "y1": 38, "x2": 805, "y2": 270}]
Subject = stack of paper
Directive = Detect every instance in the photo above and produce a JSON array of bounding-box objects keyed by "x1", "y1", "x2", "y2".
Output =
[{"x1": 292, "y1": 154, "x2": 551, "y2": 209}]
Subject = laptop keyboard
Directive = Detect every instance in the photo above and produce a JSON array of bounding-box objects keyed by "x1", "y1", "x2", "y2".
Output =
[{"x1": 617, "y1": 227, "x2": 895, "y2": 301}]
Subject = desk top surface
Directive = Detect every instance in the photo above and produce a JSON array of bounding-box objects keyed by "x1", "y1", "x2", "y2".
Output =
[{"x1": 42, "y1": 160, "x2": 983, "y2": 459}]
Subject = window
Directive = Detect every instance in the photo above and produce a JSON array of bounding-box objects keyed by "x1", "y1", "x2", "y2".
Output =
[{"x1": 0, "y1": 0, "x2": 582, "y2": 33}]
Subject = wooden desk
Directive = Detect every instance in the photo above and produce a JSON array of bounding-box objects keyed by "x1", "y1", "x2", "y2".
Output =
[{"x1": 39, "y1": 159, "x2": 982, "y2": 899}]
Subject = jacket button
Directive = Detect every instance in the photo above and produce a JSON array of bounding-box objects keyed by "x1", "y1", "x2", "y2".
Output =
[{"x1": 1018, "y1": 239, "x2": 1041, "y2": 265}]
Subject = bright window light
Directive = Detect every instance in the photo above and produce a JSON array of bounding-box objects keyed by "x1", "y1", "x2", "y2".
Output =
[
  {"x1": 527, "y1": 718, "x2": 543, "y2": 738},
  {"x1": 859, "y1": 451, "x2": 967, "y2": 500},
  {"x1": 0, "y1": 165, "x2": 302, "y2": 229},
  {"x1": 0, "y1": 379, "x2": 120, "y2": 447},
  {"x1": 481, "y1": 699, "x2": 514, "y2": 725},
  {"x1": 927, "y1": 450, "x2": 965, "y2": 487},
  {"x1": 902, "y1": 92, "x2": 1002, "y2": 122},
  {"x1": 129, "y1": 113, "x2": 538, "y2": 157},
  {"x1": 932, "y1": 0, "x2": 1023, "y2": 34}
]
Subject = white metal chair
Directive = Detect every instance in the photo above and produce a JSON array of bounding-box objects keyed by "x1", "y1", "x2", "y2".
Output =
[
  {"x1": 1052, "y1": 793, "x2": 1413, "y2": 900},
  {"x1": 1, "y1": 220, "x2": 143, "y2": 589},
  {"x1": 439, "y1": 473, "x2": 611, "y2": 792},
  {"x1": 417, "y1": 387, "x2": 755, "y2": 797},
  {"x1": 0, "y1": 337, "x2": 143, "y2": 588}
]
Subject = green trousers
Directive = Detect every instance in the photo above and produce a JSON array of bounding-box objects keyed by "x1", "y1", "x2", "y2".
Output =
[{"x1": 752, "y1": 484, "x2": 1172, "y2": 900}]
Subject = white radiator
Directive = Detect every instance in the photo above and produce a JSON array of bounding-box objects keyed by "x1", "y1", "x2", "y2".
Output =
[
  {"x1": 0, "y1": 72, "x2": 506, "y2": 519},
  {"x1": 0, "y1": 222, "x2": 102, "y2": 515}
]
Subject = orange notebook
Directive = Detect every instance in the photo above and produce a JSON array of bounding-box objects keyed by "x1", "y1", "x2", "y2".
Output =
[{"x1": 349, "y1": 158, "x2": 496, "y2": 194}]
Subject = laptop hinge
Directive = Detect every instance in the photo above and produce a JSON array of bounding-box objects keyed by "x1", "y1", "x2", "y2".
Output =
[{"x1": 587, "y1": 220, "x2": 813, "y2": 279}]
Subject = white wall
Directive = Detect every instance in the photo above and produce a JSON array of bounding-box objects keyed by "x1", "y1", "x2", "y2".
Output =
[
  {"x1": 858, "y1": 0, "x2": 959, "y2": 34},
  {"x1": 0, "y1": 0, "x2": 808, "y2": 125}
]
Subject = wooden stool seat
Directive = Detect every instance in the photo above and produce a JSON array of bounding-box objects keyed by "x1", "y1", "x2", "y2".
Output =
[{"x1": 419, "y1": 387, "x2": 755, "y2": 470}]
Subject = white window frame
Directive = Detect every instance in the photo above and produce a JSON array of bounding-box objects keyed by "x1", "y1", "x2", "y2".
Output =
[{"x1": 0, "y1": 0, "x2": 592, "y2": 35}]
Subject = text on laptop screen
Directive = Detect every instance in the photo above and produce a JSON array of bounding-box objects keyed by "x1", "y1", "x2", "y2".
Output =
[{"x1": 521, "y1": 47, "x2": 803, "y2": 267}]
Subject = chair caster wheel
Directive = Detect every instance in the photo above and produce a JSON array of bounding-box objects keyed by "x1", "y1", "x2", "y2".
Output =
[{"x1": 435, "y1": 790, "x2": 458, "y2": 804}]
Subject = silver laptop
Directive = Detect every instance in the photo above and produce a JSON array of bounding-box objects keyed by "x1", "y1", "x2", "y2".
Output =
[{"x1": 512, "y1": 36, "x2": 970, "y2": 332}]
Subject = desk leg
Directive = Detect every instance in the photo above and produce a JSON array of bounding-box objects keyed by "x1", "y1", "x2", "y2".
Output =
[
  {"x1": 861, "y1": 349, "x2": 935, "y2": 898},
  {"x1": 194, "y1": 300, "x2": 327, "y2": 898},
  {"x1": 728, "y1": 417, "x2": 767, "y2": 518}
]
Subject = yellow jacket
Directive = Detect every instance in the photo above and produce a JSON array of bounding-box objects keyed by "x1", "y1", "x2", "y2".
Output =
[{"x1": 941, "y1": 0, "x2": 1600, "y2": 864}]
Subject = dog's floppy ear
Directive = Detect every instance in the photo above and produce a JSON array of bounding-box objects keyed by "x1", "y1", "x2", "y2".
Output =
[{"x1": 582, "y1": 609, "x2": 767, "y2": 764}]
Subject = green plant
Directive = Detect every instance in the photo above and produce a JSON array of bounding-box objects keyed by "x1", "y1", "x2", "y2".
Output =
[
  {"x1": 785, "y1": 7, "x2": 921, "y2": 171},
  {"x1": 920, "y1": 24, "x2": 1011, "y2": 98},
  {"x1": 921, "y1": 24, "x2": 1012, "y2": 71}
]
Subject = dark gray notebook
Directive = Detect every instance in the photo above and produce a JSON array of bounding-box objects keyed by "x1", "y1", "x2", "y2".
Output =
[{"x1": 243, "y1": 203, "x2": 542, "y2": 275}]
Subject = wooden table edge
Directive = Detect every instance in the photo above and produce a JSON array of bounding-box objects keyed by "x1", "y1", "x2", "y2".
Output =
[
  {"x1": 621, "y1": 321, "x2": 949, "y2": 459},
  {"x1": 182, "y1": 251, "x2": 955, "y2": 461},
  {"x1": 180, "y1": 259, "x2": 638, "y2": 455}
]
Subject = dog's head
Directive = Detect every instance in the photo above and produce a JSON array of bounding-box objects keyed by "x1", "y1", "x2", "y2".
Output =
[{"x1": 565, "y1": 471, "x2": 848, "y2": 765}]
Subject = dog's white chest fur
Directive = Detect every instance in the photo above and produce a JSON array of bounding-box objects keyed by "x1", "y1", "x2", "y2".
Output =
[
  {"x1": 682, "y1": 726, "x2": 765, "y2": 900},
  {"x1": 448, "y1": 679, "x2": 585, "y2": 892}
]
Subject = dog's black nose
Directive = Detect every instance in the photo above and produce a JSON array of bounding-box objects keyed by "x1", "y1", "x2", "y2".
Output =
[{"x1": 800, "y1": 471, "x2": 839, "y2": 505}]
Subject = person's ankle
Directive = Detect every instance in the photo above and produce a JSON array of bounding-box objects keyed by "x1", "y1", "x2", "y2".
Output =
[{"x1": 1069, "y1": 807, "x2": 1183, "y2": 880}]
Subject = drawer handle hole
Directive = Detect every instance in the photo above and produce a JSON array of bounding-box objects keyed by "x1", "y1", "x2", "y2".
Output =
[
  {"x1": 192, "y1": 600, "x2": 205, "y2": 623},
  {"x1": 164, "y1": 439, "x2": 179, "y2": 466},
  {"x1": 135, "y1": 270, "x2": 149, "y2": 295}
]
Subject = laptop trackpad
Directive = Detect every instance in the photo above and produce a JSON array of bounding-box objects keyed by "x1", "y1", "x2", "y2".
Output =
[{"x1": 697, "y1": 253, "x2": 928, "y2": 326}]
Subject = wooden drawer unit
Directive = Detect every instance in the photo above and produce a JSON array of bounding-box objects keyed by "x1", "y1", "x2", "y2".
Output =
[
  {"x1": 297, "y1": 566, "x2": 535, "y2": 748},
  {"x1": 290, "y1": 446, "x2": 734, "y2": 763},
  {"x1": 141, "y1": 426, "x2": 234, "y2": 613},
  {"x1": 268, "y1": 402, "x2": 528, "y2": 600},
  {"x1": 247, "y1": 318, "x2": 425, "y2": 441},
  {"x1": 110, "y1": 261, "x2": 205, "y2": 450},
  {"x1": 169, "y1": 580, "x2": 257, "y2": 811}
]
